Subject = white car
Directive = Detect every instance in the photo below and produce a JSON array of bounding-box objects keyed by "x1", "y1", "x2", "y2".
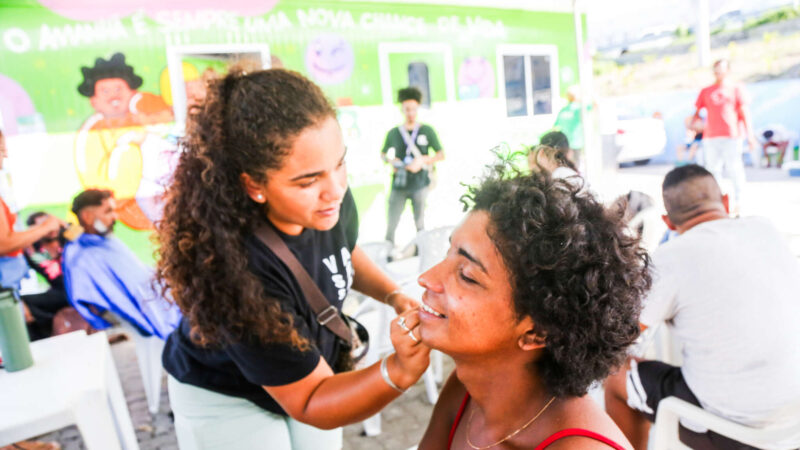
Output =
[{"x1": 613, "y1": 107, "x2": 667, "y2": 165}]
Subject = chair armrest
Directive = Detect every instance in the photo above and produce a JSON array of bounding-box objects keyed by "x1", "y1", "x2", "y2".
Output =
[{"x1": 654, "y1": 397, "x2": 800, "y2": 449}]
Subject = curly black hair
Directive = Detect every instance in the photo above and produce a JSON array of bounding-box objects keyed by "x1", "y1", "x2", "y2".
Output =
[
  {"x1": 156, "y1": 67, "x2": 335, "y2": 349},
  {"x1": 462, "y1": 165, "x2": 651, "y2": 398},
  {"x1": 397, "y1": 86, "x2": 422, "y2": 103},
  {"x1": 77, "y1": 52, "x2": 143, "y2": 97}
]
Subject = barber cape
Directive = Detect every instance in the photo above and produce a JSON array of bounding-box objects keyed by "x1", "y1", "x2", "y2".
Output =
[{"x1": 63, "y1": 233, "x2": 181, "y2": 339}]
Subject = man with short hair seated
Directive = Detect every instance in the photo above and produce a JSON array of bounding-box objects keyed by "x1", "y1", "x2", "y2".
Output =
[
  {"x1": 605, "y1": 165, "x2": 800, "y2": 450},
  {"x1": 63, "y1": 189, "x2": 180, "y2": 338}
]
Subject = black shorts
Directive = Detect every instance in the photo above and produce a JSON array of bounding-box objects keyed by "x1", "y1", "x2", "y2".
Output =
[{"x1": 627, "y1": 360, "x2": 761, "y2": 450}]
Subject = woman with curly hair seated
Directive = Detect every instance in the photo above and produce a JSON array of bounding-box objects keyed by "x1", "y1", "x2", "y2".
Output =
[{"x1": 413, "y1": 167, "x2": 651, "y2": 449}]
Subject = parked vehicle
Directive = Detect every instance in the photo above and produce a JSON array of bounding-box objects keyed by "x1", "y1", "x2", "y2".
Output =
[
  {"x1": 616, "y1": 108, "x2": 667, "y2": 164},
  {"x1": 600, "y1": 103, "x2": 667, "y2": 165}
]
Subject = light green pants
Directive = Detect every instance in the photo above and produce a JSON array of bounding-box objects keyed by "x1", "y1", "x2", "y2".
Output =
[{"x1": 167, "y1": 375, "x2": 343, "y2": 450}]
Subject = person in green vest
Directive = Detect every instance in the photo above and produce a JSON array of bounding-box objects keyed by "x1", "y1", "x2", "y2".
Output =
[{"x1": 552, "y1": 85, "x2": 587, "y2": 168}]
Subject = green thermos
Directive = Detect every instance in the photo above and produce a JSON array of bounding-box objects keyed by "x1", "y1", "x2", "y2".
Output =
[{"x1": 0, "y1": 288, "x2": 34, "y2": 372}]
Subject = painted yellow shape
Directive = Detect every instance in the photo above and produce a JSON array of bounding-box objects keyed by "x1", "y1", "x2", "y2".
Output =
[
  {"x1": 74, "y1": 122, "x2": 143, "y2": 200},
  {"x1": 159, "y1": 61, "x2": 200, "y2": 106}
]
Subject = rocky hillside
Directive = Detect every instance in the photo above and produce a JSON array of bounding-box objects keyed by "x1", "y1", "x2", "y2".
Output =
[{"x1": 594, "y1": 17, "x2": 800, "y2": 97}]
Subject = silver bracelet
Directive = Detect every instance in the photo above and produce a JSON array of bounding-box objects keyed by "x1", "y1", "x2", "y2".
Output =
[
  {"x1": 383, "y1": 288, "x2": 402, "y2": 306},
  {"x1": 380, "y1": 353, "x2": 405, "y2": 393}
]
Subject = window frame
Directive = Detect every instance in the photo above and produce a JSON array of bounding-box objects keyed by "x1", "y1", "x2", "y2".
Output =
[
  {"x1": 496, "y1": 44, "x2": 560, "y2": 119},
  {"x1": 377, "y1": 42, "x2": 456, "y2": 107},
  {"x1": 165, "y1": 43, "x2": 271, "y2": 125}
]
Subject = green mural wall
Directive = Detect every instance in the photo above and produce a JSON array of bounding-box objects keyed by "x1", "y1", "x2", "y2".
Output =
[{"x1": 0, "y1": 0, "x2": 582, "y2": 264}]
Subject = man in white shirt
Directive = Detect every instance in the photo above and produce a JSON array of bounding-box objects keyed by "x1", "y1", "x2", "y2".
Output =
[{"x1": 605, "y1": 164, "x2": 800, "y2": 450}]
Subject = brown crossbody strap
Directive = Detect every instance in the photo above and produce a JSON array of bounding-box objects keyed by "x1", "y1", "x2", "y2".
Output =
[{"x1": 254, "y1": 225, "x2": 352, "y2": 344}]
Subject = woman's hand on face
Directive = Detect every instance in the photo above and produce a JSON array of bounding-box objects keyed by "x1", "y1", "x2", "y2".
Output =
[
  {"x1": 388, "y1": 308, "x2": 430, "y2": 390},
  {"x1": 391, "y1": 292, "x2": 419, "y2": 315}
]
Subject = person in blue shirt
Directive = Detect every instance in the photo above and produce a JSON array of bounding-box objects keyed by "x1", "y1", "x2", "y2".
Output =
[{"x1": 62, "y1": 189, "x2": 180, "y2": 338}]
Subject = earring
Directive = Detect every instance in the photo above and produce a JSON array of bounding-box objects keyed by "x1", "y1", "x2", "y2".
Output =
[{"x1": 256, "y1": 194, "x2": 264, "y2": 201}]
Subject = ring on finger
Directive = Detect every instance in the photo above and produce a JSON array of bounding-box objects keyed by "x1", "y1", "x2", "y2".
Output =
[
  {"x1": 407, "y1": 330, "x2": 419, "y2": 343},
  {"x1": 398, "y1": 316, "x2": 411, "y2": 333}
]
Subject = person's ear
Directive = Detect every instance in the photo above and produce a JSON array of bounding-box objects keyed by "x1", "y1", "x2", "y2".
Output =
[
  {"x1": 517, "y1": 319, "x2": 547, "y2": 351},
  {"x1": 518, "y1": 329, "x2": 547, "y2": 351},
  {"x1": 240, "y1": 173, "x2": 266, "y2": 204},
  {"x1": 662, "y1": 214, "x2": 677, "y2": 231},
  {"x1": 78, "y1": 209, "x2": 92, "y2": 228},
  {"x1": 721, "y1": 194, "x2": 730, "y2": 214}
]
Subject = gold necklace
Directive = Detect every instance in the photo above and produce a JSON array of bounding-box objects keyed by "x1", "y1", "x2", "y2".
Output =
[{"x1": 465, "y1": 396, "x2": 556, "y2": 450}]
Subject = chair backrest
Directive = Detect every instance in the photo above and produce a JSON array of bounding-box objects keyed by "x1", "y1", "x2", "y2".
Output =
[
  {"x1": 626, "y1": 206, "x2": 664, "y2": 253},
  {"x1": 416, "y1": 226, "x2": 455, "y2": 273},
  {"x1": 18, "y1": 268, "x2": 48, "y2": 295},
  {"x1": 358, "y1": 241, "x2": 393, "y2": 270}
]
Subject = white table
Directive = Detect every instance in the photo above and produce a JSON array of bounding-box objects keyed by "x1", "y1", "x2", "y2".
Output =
[{"x1": 0, "y1": 331, "x2": 139, "y2": 450}]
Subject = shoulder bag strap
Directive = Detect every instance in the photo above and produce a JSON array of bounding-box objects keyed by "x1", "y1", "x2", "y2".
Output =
[
  {"x1": 254, "y1": 225, "x2": 352, "y2": 344},
  {"x1": 398, "y1": 124, "x2": 422, "y2": 158}
]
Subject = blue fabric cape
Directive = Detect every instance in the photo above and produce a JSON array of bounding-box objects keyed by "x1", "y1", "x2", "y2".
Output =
[{"x1": 63, "y1": 233, "x2": 181, "y2": 339}]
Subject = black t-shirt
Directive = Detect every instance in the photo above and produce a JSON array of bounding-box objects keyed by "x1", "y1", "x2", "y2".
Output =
[
  {"x1": 162, "y1": 190, "x2": 359, "y2": 415},
  {"x1": 381, "y1": 124, "x2": 442, "y2": 192}
]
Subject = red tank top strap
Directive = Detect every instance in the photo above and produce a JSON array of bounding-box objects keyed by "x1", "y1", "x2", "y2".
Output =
[
  {"x1": 447, "y1": 393, "x2": 471, "y2": 449},
  {"x1": 534, "y1": 428, "x2": 627, "y2": 450}
]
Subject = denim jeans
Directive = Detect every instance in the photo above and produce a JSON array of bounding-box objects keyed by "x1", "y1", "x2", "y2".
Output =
[{"x1": 385, "y1": 187, "x2": 428, "y2": 244}]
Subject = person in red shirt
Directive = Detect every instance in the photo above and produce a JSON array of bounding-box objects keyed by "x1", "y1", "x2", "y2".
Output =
[{"x1": 693, "y1": 59, "x2": 756, "y2": 213}]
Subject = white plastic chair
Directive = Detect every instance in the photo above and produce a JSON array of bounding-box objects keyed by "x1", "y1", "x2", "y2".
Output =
[
  {"x1": 18, "y1": 269, "x2": 48, "y2": 295},
  {"x1": 353, "y1": 232, "x2": 452, "y2": 436},
  {"x1": 404, "y1": 226, "x2": 454, "y2": 397},
  {"x1": 653, "y1": 396, "x2": 800, "y2": 450},
  {"x1": 633, "y1": 323, "x2": 683, "y2": 366},
  {"x1": 415, "y1": 226, "x2": 454, "y2": 386},
  {"x1": 117, "y1": 318, "x2": 166, "y2": 415},
  {"x1": 627, "y1": 206, "x2": 665, "y2": 254},
  {"x1": 352, "y1": 241, "x2": 400, "y2": 436}
]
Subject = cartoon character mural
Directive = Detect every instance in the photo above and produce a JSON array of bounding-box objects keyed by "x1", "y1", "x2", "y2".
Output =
[
  {"x1": 74, "y1": 52, "x2": 176, "y2": 230},
  {"x1": 457, "y1": 56, "x2": 495, "y2": 100},
  {"x1": 0, "y1": 74, "x2": 49, "y2": 211},
  {"x1": 159, "y1": 61, "x2": 222, "y2": 112},
  {"x1": 305, "y1": 33, "x2": 354, "y2": 85}
]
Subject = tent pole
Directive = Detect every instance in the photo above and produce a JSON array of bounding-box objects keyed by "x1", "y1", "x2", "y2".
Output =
[
  {"x1": 697, "y1": 0, "x2": 711, "y2": 67},
  {"x1": 573, "y1": 0, "x2": 598, "y2": 184}
]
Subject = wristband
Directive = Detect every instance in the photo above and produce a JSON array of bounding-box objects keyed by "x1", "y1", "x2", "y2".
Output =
[
  {"x1": 383, "y1": 288, "x2": 402, "y2": 306},
  {"x1": 380, "y1": 353, "x2": 405, "y2": 393}
]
